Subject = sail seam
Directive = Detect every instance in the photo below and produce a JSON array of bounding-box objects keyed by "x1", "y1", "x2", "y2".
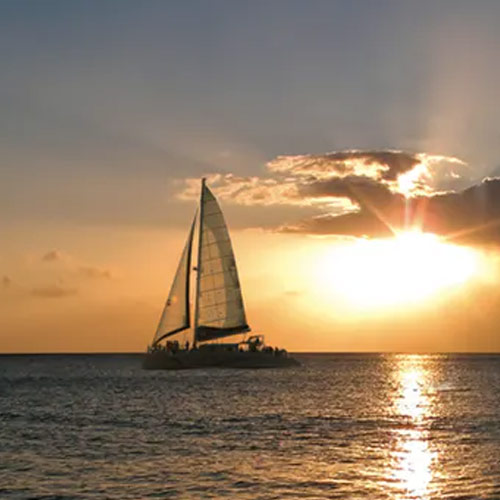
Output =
[
  {"x1": 201, "y1": 273, "x2": 231, "y2": 279},
  {"x1": 199, "y1": 300, "x2": 243, "y2": 309},
  {"x1": 199, "y1": 255, "x2": 234, "y2": 264}
]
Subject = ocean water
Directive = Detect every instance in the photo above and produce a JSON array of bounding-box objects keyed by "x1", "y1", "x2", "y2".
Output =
[{"x1": 1, "y1": 354, "x2": 500, "y2": 499}]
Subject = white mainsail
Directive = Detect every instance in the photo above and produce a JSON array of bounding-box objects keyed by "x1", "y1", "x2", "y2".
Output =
[
  {"x1": 152, "y1": 215, "x2": 196, "y2": 345},
  {"x1": 194, "y1": 181, "x2": 249, "y2": 342}
]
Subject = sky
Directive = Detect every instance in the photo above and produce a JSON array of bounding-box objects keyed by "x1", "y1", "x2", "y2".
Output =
[{"x1": 2, "y1": 0, "x2": 500, "y2": 352}]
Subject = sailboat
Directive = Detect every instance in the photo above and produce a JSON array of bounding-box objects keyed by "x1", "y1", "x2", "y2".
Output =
[{"x1": 142, "y1": 178, "x2": 300, "y2": 370}]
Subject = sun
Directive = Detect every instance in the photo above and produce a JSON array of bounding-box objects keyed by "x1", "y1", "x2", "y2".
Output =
[{"x1": 313, "y1": 230, "x2": 481, "y2": 310}]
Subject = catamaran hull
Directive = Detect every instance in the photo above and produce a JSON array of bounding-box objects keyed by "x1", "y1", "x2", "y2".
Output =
[{"x1": 142, "y1": 350, "x2": 300, "y2": 370}]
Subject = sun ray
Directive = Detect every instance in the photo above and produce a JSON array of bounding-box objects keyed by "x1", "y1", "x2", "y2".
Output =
[
  {"x1": 443, "y1": 216, "x2": 500, "y2": 244},
  {"x1": 345, "y1": 182, "x2": 398, "y2": 236}
]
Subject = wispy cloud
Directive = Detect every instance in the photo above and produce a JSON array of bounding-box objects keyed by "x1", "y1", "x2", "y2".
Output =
[
  {"x1": 179, "y1": 150, "x2": 465, "y2": 207},
  {"x1": 178, "y1": 174, "x2": 304, "y2": 207},
  {"x1": 78, "y1": 265, "x2": 113, "y2": 280},
  {"x1": 30, "y1": 285, "x2": 78, "y2": 298},
  {"x1": 2, "y1": 251, "x2": 116, "y2": 301},
  {"x1": 40, "y1": 249, "x2": 114, "y2": 279}
]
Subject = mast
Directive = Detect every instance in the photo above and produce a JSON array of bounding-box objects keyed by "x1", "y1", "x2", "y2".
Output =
[
  {"x1": 183, "y1": 211, "x2": 196, "y2": 332},
  {"x1": 193, "y1": 177, "x2": 206, "y2": 346}
]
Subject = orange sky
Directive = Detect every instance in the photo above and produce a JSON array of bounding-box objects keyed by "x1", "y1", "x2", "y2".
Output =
[
  {"x1": 3, "y1": 2, "x2": 500, "y2": 353},
  {"x1": 2, "y1": 218, "x2": 500, "y2": 353}
]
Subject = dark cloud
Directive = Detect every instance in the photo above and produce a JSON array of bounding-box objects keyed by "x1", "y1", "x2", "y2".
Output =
[
  {"x1": 285, "y1": 177, "x2": 500, "y2": 245},
  {"x1": 290, "y1": 176, "x2": 403, "y2": 236},
  {"x1": 280, "y1": 212, "x2": 393, "y2": 238},
  {"x1": 2, "y1": 275, "x2": 12, "y2": 288},
  {"x1": 299, "y1": 175, "x2": 400, "y2": 207},
  {"x1": 422, "y1": 178, "x2": 500, "y2": 244},
  {"x1": 31, "y1": 285, "x2": 78, "y2": 298},
  {"x1": 268, "y1": 152, "x2": 500, "y2": 244}
]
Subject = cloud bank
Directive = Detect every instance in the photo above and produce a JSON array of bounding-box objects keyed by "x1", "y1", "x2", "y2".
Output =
[{"x1": 179, "y1": 149, "x2": 500, "y2": 244}]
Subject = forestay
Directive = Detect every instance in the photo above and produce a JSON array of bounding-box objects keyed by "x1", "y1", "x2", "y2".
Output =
[
  {"x1": 152, "y1": 215, "x2": 196, "y2": 345},
  {"x1": 195, "y1": 183, "x2": 249, "y2": 342}
]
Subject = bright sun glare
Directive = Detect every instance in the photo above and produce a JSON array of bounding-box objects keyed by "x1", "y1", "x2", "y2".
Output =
[{"x1": 314, "y1": 231, "x2": 480, "y2": 310}]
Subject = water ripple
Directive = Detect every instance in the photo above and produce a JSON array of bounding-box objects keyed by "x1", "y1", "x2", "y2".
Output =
[{"x1": 1, "y1": 353, "x2": 500, "y2": 499}]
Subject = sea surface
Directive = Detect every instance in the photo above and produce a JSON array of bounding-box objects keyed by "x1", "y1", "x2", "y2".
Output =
[{"x1": 1, "y1": 353, "x2": 500, "y2": 499}]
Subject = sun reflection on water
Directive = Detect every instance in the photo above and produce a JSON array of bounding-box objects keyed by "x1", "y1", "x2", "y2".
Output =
[
  {"x1": 391, "y1": 357, "x2": 438, "y2": 500},
  {"x1": 398, "y1": 368, "x2": 427, "y2": 421}
]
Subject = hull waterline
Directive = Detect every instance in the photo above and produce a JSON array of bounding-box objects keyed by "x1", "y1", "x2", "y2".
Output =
[{"x1": 143, "y1": 350, "x2": 300, "y2": 370}]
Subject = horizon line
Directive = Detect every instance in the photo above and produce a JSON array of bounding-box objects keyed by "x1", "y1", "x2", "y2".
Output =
[{"x1": 1, "y1": 351, "x2": 500, "y2": 356}]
